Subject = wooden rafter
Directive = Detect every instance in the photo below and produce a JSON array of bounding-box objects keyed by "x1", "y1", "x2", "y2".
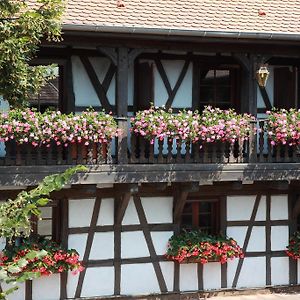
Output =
[
  {"x1": 155, "y1": 57, "x2": 191, "y2": 109},
  {"x1": 79, "y1": 56, "x2": 113, "y2": 112}
]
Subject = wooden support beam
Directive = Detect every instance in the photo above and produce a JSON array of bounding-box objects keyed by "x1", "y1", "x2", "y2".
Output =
[
  {"x1": 173, "y1": 183, "x2": 199, "y2": 223},
  {"x1": 97, "y1": 47, "x2": 117, "y2": 66},
  {"x1": 116, "y1": 47, "x2": 129, "y2": 164},
  {"x1": 79, "y1": 56, "x2": 112, "y2": 112},
  {"x1": 115, "y1": 184, "x2": 138, "y2": 224},
  {"x1": 234, "y1": 54, "x2": 258, "y2": 115},
  {"x1": 64, "y1": 56, "x2": 75, "y2": 113}
]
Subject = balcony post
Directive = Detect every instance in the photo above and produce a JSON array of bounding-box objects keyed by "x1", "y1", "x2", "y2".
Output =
[
  {"x1": 234, "y1": 54, "x2": 258, "y2": 116},
  {"x1": 116, "y1": 47, "x2": 129, "y2": 164}
]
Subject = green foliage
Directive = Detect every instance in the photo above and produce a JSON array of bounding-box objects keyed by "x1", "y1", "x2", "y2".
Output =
[
  {"x1": 0, "y1": 165, "x2": 87, "y2": 241},
  {"x1": 0, "y1": 0, "x2": 65, "y2": 107}
]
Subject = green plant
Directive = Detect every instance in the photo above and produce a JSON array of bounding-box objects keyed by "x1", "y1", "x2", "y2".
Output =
[
  {"x1": 0, "y1": 166, "x2": 86, "y2": 299},
  {"x1": 0, "y1": 0, "x2": 65, "y2": 107},
  {"x1": 165, "y1": 230, "x2": 244, "y2": 264},
  {"x1": 0, "y1": 165, "x2": 87, "y2": 241},
  {"x1": 286, "y1": 231, "x2": 300, "y2": 260}
]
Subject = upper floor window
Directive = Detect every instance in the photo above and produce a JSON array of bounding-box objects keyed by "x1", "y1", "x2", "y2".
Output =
[
  {"x1": 29, "y1": 64, "x2": 62, "y2": 113},
  {"x1": 198, "y1": 67, "x2": 240, "y2": 111}
]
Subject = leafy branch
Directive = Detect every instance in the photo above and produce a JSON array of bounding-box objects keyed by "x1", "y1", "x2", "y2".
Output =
[{"x1": 0, "y1": 165, "x2": 87, "y2": 241}]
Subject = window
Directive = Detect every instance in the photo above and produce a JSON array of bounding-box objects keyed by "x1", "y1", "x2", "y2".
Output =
[
  {"x1": 181, "y1": 198, "x2": 220, "y2": 234},
  {"x1": 29, "y1": 64, "x2": 63, "y2": 113},
  {"x1": 31, "y1": 200, "x2": 61, "y2": 241},
  {"x1": 198, "y1": 67, "x2": 240, "y2": 111}
]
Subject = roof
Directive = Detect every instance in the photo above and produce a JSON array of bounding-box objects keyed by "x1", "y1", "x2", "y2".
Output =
[{"x1": 30, "y1": 0, "x2": 300, "y2": 39}]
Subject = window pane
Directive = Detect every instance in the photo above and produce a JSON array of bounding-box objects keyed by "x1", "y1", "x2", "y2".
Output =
[
  {"x1": 38, "y1": 220, "x2": 52, "y2": 236},
  {"x1": 200, "y1": 86, "x2": 214, "y2": 103},
  {"x1": 215, "y1": 70, "x2": 230, "y2": 85},
  {"x1": 40, "y1": 207, "x2": 52, "y2": 219},
  {"x1": 216, "y1": 86, "x2": 231, "y2": 104},
  {"x1": 201, "y1": 70, "x2": 215, "y2": 85}
]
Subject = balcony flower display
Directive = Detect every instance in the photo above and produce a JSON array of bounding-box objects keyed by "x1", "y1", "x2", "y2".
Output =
[
  {"x1": 0, "y1": 236, "x2": 84, "y2": 277},
  {"x1": 131, "y1": 106, "x2": 254, "y2": 145},
  {"x1": 0, "y1": 108, "x2": 118, "y2": 147},
  {"x1": 165, "y1": 230, "x2": 244, "y2": 264},
  {"x1": 267, "y1": 108, "x2": 300, "y2": 146},
  {"x1": 286, "y1": 231, "x2": 300, "y2": 260}
]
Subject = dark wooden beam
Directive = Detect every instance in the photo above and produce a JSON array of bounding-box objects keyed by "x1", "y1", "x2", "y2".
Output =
[
  {"x1": 116, "y1": 47, "x2": 129, "y2": 164},
  {"x1": 79, "y1": 56, "x2": 112, "y2": 112},
  {"x1": 65, "y1": 56, "x2": 75, "y2": 113}
]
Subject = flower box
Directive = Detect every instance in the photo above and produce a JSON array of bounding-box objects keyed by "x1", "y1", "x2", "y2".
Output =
[
  {"x1": 165, "y1": 230, "x2": 244, "y2": 264},
  {"x1": 286, "y1": 231, "x2": 300, "y2": 260},
  {"x1": 131, "y1": 106, "x2": 254, "y2": 145},
  {"x1": 0, "y1": 236, "x2": 84, "y2": 277}
]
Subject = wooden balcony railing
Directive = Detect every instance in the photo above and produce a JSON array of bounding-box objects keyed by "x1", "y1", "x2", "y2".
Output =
[{"x1": 1, "y1": 120, "x2": 300, "y2": 166}]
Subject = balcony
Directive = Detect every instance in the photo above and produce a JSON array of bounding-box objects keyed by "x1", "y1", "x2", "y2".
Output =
[{"x1": 0, "y1": 119, "x2": 300, "y2": 188}]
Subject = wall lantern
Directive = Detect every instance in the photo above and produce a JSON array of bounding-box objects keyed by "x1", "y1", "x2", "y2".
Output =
[{"x1": 256, "y1": 64, "x2": 270, "y2": 87}]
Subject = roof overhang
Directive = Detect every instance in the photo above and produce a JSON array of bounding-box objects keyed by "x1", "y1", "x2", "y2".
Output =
[{"x1": 63, "y1": 24, "x2": 300, "y2": 42}]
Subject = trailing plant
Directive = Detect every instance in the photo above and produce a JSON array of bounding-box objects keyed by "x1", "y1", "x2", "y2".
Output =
[
  {"x1": 0, "y1": 108, "x2": 118, "y2": 147},
  {"x1": 286, "y1": 231, "x2": 300, "y2": 260},
  {"x1": 131, "y1": 106, "x2": 254, "y2": 144},
  {"x1": 0, "y1": 165, "x2": 87, "y2": 241},
  {"x1": 267, "y1": 108, "x2": 300, "y2": 146},
  {"x1": 0, "y1": 0, "x2": 65, "y2": 107},
  {"x1": 165, "y1": 230, "x2": 244, "y2": 264},
  {"x1": 0, "y1": 165, "x2": 86, "y2": 299}
]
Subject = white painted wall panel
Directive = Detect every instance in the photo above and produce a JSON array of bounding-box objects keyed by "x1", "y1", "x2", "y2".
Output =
[
  {"x1": 247, "y1": 226, "x2": 266, "y2": 252},
  {"x1": 179, "y1": 263, "x2": 198, "y2": 291},
  {"x1": 32, "y1": 274, "x2": 60, "y2": 300},
  {"x1": 256, "y1": 195, "x2": 266, "y2": 221},
  {"x1": 227, "y1": 259, "x2": 239, "y2": 287},
  {"x1": 97, "y1": 198, "x2": 114, "y2": 226},
  {"x1": 121, "y1": 231, "x2": 149, "y2": 258},
  {"x1": 89, "y1": 232, "x2": 114, "y2": 260},
  {"x1": 159, "y1": 262, "x2": 174, "y2": 291},
  {"x1": 66, "y1": 271, "x2": 79, "y2": 299},
  {"x1": 141, "y1": 197, "x2": 173, "y2": 224},
  {"x1": 271, "y1": 257, "x2": 289, "y2": 286},
  {"x1": 153, "y1": 60, "x2": 192, "y2": 108},
  {"x1": 271, "y1": 195, "x2": 289, "y2": 220},
  {"x1": 150, "y1": 231, "x2": 173, "y2": 255},
  {"x1": 68, "y1": 234, "x2": 88, "y2": 258},
  {"x1": 3, "y1": 283, "x2": 25, "y2": 300},
  {"x1": 122, "y1": 198, "x2": 140, "y2": 225},
  {"x1": 203, "y1": 262, "x2": 221, "y2": 290},
  {"x1": 72, "y1": 56, "x2": 100, "y2": 107},
  {"x1": 226, "y1": 226, "x2": 247, "y2": 247},
  {"x1": 271, "y1": 226, "x2": 289, "y2": 251},
  {"x1": 88, "y1": 57, "x2": 116, "y2": 106},
  {"x1": 69, "y1": 198, "x2": 95, "y2": 228},
  {"x1": 227, "y1": 196, "x2": 256, "y2": 221},
  {"x1": 81, "y1": 267, "x2": 114, "y2": 297},
  {"x1": 236, "y1": 257, "x2": 266, "y2": 288},
  {"x1": 121, "y1": 263, "x2": 160, "y2": 295}
]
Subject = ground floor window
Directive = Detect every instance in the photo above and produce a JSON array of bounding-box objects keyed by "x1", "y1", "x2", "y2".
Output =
[{"x1": 181, "y1": 198, "x2": 220, "y2": 234}]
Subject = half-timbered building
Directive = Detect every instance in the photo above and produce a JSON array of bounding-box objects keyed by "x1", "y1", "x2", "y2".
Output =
[{"x1": 2, "y1": 0, "x2": 300, "y2": 299}]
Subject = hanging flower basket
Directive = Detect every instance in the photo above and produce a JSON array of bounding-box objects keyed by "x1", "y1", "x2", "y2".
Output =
[
  {"x1": 286, "y1": 231, "x2": 300, "y2": 260},
  {"x1": 165, "y1": 230, "x2": 244, "y2": 264},
  {"x1": 0, "y1": 236, "x2": 84, "y2": 277}
]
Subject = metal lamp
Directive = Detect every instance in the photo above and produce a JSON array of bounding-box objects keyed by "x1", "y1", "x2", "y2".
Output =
[{"x1": 256, "y1": 65, "x2": 270, "y2": 87}]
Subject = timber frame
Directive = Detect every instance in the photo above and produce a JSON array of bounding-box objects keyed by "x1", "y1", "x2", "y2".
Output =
[{"x1": 9, "y1": 181, "x2": 300, "y2": 299}]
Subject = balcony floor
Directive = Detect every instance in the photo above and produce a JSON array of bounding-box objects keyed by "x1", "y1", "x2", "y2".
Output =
[{"x1": 0, "y1": 163, "x2": 299, "y2": 187}]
